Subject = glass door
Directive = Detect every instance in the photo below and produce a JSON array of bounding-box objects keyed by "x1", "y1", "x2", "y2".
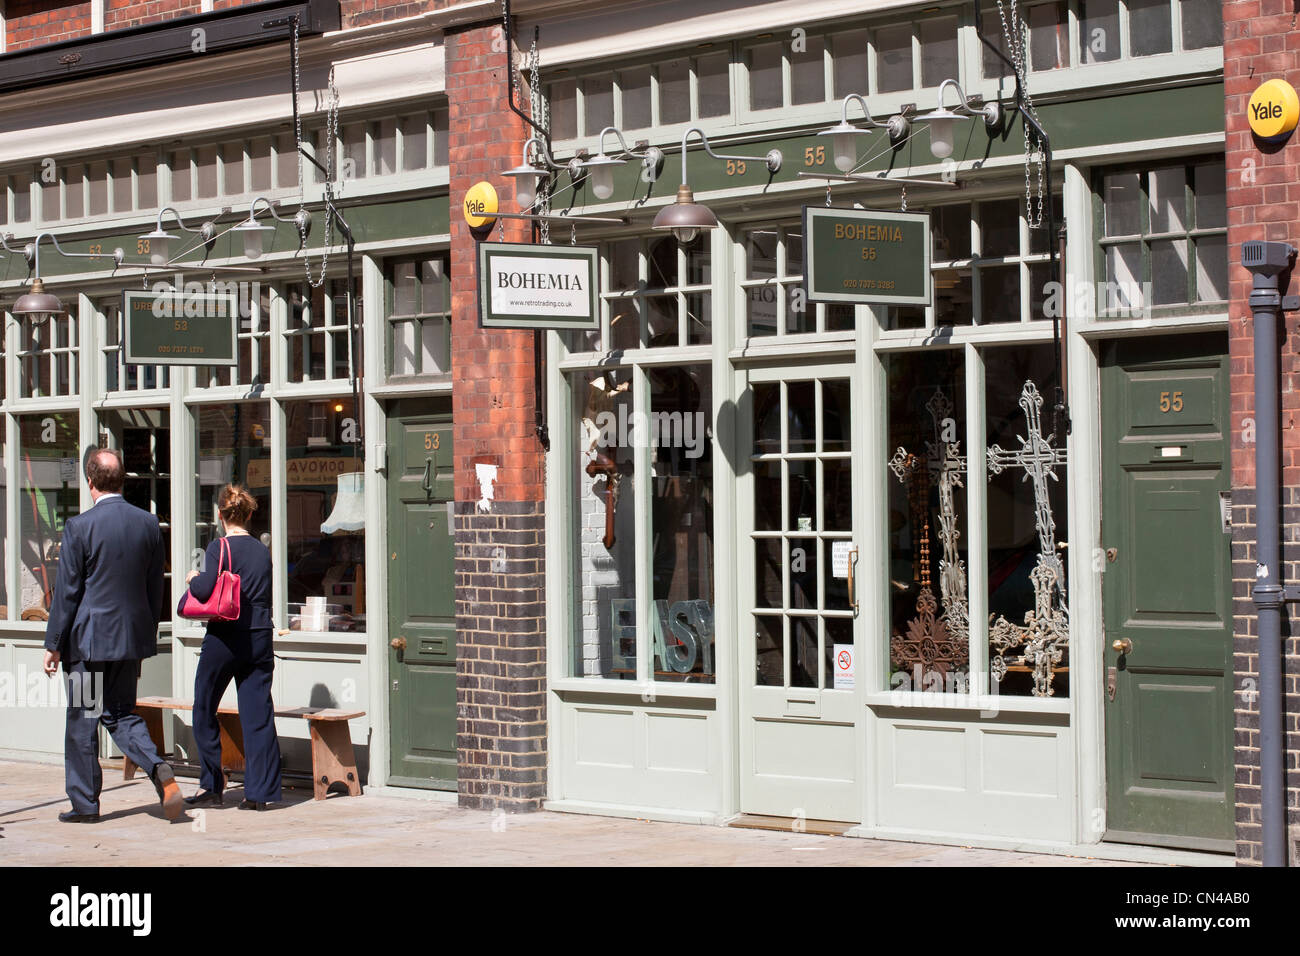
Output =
[{"x1": 739, "y1": 363, "x2": 861, "y2": 822}]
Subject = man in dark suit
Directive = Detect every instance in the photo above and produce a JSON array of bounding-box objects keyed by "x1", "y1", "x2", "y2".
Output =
[{"x1": 42, "y1": 448, "x2": 183, "y2": 822}]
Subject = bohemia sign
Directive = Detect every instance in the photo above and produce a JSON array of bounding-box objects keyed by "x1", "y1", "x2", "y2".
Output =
[
  {"x1": 123, "y1": 288, "x2": 239, "y2": 366},
  {"x1": 803, "y1": 206, "x2": 931, "y2": 307},
  {"x1": 477, "y1": 241, "x2": 600, "y2": 331}
]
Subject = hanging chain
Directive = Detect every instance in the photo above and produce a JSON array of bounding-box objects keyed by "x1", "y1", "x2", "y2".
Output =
[
  {"x1": 826, "y1": 184, "x2": 832, "y2": 207},
  {"x1": 292, "y1": 17, "x2": 338, "y2": 288},
  {"x1": 899, "y1": 185, "x2": 907, "y2": 212},
  {"x1": 528, "y1": 33, "x2": 552, "y2": 245},
  {"x1": 996, "y1": 0, "x2": 1045, "y2": 229}
]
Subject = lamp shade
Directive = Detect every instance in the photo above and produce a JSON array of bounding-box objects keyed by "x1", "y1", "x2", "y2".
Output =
[
  {"x1": 138, "y1": 227, "x2": 177, "y2": 266},
  {"x1": 504, "y1": 162, "x2": 546, "y2": 208},
  {"x1": 652, "y1": 185, "x2": 718, "y2": 244},
  {"x1": 322, "y1": 472, "x2": 366, "y2": 534},
  {"x1": 817, "y1": 121, "x2": 872, "y2": 173},
  {"x1": 232, "y1": 218, "x2": 275, "y2": 260},
  {"x1": 581, "y1": 154, "x2": 625, "y2": 200},
  {"x1": 13, "y1": 277, "x2": 63, "y2": 325},
  {"x1": 923, "y1": 108, "x2": 966, "y2": 160}
]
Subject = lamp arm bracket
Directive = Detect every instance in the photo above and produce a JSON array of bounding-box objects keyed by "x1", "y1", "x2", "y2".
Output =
[{"x1": 679, "y1": 127, "x2": 784, "y2": 180}]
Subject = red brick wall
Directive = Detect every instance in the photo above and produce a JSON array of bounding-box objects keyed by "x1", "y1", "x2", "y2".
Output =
[
  {"x1": 104, "y1": 0, "x2": 203, "y2": 32},
  {"x1": 445, "y1": 21, "x2": 548, "y2": 811},
  {"x1": 1224, "y1": 0, "x2": 1300, "y2": 865},
  {"x1": 4, "y1": 0, "x2": 92, "y2": 51}
]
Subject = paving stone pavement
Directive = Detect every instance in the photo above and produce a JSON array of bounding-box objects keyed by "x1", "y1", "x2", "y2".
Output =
[{"x1": 0, "y1": 759, "x2": 1150, "y2": 866}]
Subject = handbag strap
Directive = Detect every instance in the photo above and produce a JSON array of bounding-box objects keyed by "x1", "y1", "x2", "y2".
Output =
[{"x1": 218, "y1": 536, "x2": 231, "y2": 574}]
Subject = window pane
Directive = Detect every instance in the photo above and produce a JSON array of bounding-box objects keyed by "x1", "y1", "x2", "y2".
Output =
[
  {"x1": 833, "y1": 29, "x2": 869, "y2": 100},
  {"x1": 983, "y1": 7, "x2": 1013, "y2": 77},
  {"x1": 392, "y1": 260, "x2": 419, "y2": 316},
  {"x1": 548, "y1": 79, "x2": 577, "y2": 139},
  {"x1": 250, "y1": 137, "x2": 272, "y2": 191},
  {"x1": 920, "y1": 17, "x2": 958, "y2": 87},
  {"x1": 1151, "y1": 239, "x2": 1190, "y2": 305},
  {"x1": 572, "y1": 369, "x2": 638, "y2": 678},
  {"x1": 620, "y1": 67, "x2": 652, "y2": 128},
  {"x1": 1194, "y1": 162, "x2": 1226, "y2": 230},
  {"x1": 1103, "y1": 171, "x2": 1141, "y2": 236},
  {"x1": 112, "y1": 157, "x2": 133, "y2": 212},
  {"x1": 39, "y1": 177, "x2": 59, "y2": 222},
  {"x1": 1029, "y1": 2, "x2": 1067, "y2": 70},
  {"x1": 607, "y1": 239, "x2": 642, "y2": 351},
  {"x1": 1104, "y1": 243, "x2": 1145, "y2": 312},
  {"x1": 584, "y1": 75, "x2": 614, "y2": 134},
  {"x1": 374, "y1": 119, "x2": 397, "y2": 176},
  {"x1": 101, "y1": 409, "x2": 172, "y2": 620},
  {"x1": 433, "y1": 109, "x2": 449, "y2": 167},
  {"x1": 886, "y1": 350, "x2": 967, "y2": 693},
  {"x1": 275, "y1": 133, "x2": 300, "y2": 187},
  {"x1": 984, "y1": 345, "x2": 1068, "y2": 697},
  {"x1": 979, "y1": 198, "x2": 1020, "y2": 258},
  {"x1": 284, "y1": 397, "x2": 365, "y2": 633},
  {"x1": 13, "y1": 172, "x2": 33, "y2": 222},
  {"x1": 697, "y1": 52, "x2": 731, "y2": 118},
  {"x1": 195, "y1": 403, "x2": 273, "y2": 555},
  {"x1": 749, "y1": 42, "x2": 783, "y2": 110},
  {"x1": 343, "y1": 123, "x2": 366, "y2": 180},
  {"x1": 19, "y1": 413, "x2": 78, "y2": 618},
  {"x1": 649, "y1": 364, "x2": 714, "y2": 683},
  {"x1": 659, "y1": 59, "x2": 690, "y2": 124},
  {"x1": 222, "y1": 142, "x2": 245, "y2": 195},
  {"x1": 791, "y1": 34, "x2": 825, "y2": 105},
  {"x1": 65, "y1": 165, "x2": 84, "y2": 219},
  {"x1": 1148, "y1": 166, "x2": 1186, "y2": 234},
  {"x1": 170, "y1": 150, "x2": 192, "y2": 202},
  {"x1": 981, "y1": 264, "x2": 1022, "y2": 322},
  {"x1": 1079, "y1": 0, "x2": 1120, "y2": 63},
  {"x1": 933, "y1": 203, "x2": 972, "y2": 260},
  {"x1": 1180, "y1": 0, "x2": 1222, "y2": 50},
  {"x1": 400, "y1": 116, "x2": 427, "y2": 172},
  {"x1": 420, "y1": 258, "x2": 448, "y2": 315},
  {"x1": 1195, "y1": 236, "x2": 1228, "y2": 302},
  {"x1": 935, "y1": 269, "x2": 974, "y2": 326},
  {"x1": 1129, "y1": 0, "x2": 1173, "y2": 56},
  {"x1": 137, "y1": 153, "x2": 157, "y2": 208},
  {"x1": 876, "y1": 24, "x2": 913, "y2": 92},
  {"x1": 196, "y1": 146, "x2": 218, "y2": 199}
]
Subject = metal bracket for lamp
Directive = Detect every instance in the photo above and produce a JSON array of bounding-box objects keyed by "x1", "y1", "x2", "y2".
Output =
[
  {"x1": 653, "y1": 128, "x2": 783, "y2": 243},
  {"x1": 2, "y1": 231, "x2": 124, "y2": 325}
]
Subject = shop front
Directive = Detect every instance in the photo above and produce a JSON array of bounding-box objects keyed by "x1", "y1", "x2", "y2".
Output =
[{"x1": 533, "y1": 0, "x2": 1232, "y2": 857}]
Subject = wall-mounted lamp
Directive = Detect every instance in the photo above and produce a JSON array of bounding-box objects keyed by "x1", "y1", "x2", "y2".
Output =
[
  {"x1": 232, "y1": 196, "x2": 312, "y2": 261},
  {"x1": 3, "y1": 232, "x2": 124, "y2": 325},
  {"x1": 921, "y1": 79, "x2": 1002, "y2": 160},
  {"x1": 137, "y1": 206, "x2": 217, "y2": 266},
  {"x1": 652, "y1": 128, "x2": 783, "y2": 243},
  {"x1": 504, "y1": 137, "x2": 586, "y2": 209},
  {"x1": 580, "y1": 127, "x2": 664, "y2": 200},
  {"x1": 818, "y1": 94, "x2": 911, "y2": 172}
]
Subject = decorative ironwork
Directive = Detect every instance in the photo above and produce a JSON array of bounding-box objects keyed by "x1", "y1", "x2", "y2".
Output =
[
  {"x1": 889, "y1": 522, "x2": 970, "y2": 684},
  {"x1": 986, "y1": 380, "x2": 1070, "y2": 696}
]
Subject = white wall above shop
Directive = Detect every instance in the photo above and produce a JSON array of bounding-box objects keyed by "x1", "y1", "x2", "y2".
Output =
[
  {"x1": 0, "y1": 31, "x2": 444, "y2": 166},
  {"x1": 523, "y1": 0, "x2": 943, "y2": 66}
]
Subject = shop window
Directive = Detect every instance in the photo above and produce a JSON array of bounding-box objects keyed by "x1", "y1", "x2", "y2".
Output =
[
  {"x1": 284, "y1": 397, "x2": 365, "y2": 633},
  {"x1": 1096, "y1": 159, "x2": 1227, "y2": 316},
  {"x1": 18, "y1": 412, "x2": 79, "y2": 619},
  {"x1": 886, "y1": 349, "x2": 968, "y2": 694},
  {"x1": 984, "y1": 345, "x2": 1069, "y2": 697},
  {"x1": 740, "y1": 223, "x2": 853, "y2": 338},
  {"x1": 386, "y1": 257, "x2": 448, "y2": 378},
  {"x1": 99, "y1": 409, "x2": 172, "y2": 622},
  {"x1": 20, "y1": 313, "x2": 79, "y2": 398},
  {"x1": 751, "y1": 377, "x2": 852, "y2": 688},
  {"x1": 194, "y1": 402, "x2": 273, "y2": 555},
  {"x1": 197, "y1": 282, "x2": 271, "y2": 389},
  {"x1": 288, "y1": 279, "x2": 358, "y2": 383},
  {"x1": 100, "y1": 298, "x2": 169, "y2": 393}
]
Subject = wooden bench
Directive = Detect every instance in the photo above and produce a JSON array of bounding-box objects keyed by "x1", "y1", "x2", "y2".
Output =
[{"x1": 123, "y1": 696, "x2": 365, "y2": 801}]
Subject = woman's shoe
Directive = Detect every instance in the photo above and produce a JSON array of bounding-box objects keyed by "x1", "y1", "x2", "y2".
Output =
[
  {"x1": 184, "y1": 790, "x2": 223, "y2": 808},
  {"x1": 238, "y1": 799, "x2": 269, "y2": 811}
]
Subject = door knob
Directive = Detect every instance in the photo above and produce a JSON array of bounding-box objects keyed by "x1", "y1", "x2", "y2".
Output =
[
  {"x1": 1112, "y1": 637, "x2": 1132, "y2": 654},
  {"x1": 391, "y1": 637, "x2": 407, "y2": 651}
]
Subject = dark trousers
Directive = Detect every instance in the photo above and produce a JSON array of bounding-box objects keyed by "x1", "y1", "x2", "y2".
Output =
[
  {"x1": 64, "y1": 659, "x2": 163, "y2": 815},
  {"x1": 193, "y1": 632, "x2": 282, "y2": 802}
]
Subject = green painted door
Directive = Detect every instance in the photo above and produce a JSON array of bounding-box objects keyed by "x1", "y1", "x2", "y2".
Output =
[
  {"x1": 386, "y1": 399, "x2": 456, "y2": 789},
  {"x1": 1100, "y1": 333, "x2": 1233, "y2": 852}
]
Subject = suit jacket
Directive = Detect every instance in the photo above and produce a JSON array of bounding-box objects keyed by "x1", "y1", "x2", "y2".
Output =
[{"x1": 43, "y1": 495, "x2": 166, "y2": 663}]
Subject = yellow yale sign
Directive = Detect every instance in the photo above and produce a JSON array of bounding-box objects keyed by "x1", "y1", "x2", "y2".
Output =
[
  {"x1": 1248, "y1": 79, "x2": 1299, "y2": 140},
  {"x1": 463, "y1": 181, "x2": 499, "y2": 228}
]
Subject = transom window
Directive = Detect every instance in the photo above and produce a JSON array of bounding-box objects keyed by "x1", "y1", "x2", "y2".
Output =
[{"x1": 386, "y1": 256, "x2": 450, "y2": 378}]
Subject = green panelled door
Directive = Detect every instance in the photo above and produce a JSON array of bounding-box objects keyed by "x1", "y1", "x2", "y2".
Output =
[
  {"x1": 386, "y1": 399, "x2": 457, "y2": 789},
  {"x1": 1100, "y1": 333, "x2": 1234, "y2": 852}
]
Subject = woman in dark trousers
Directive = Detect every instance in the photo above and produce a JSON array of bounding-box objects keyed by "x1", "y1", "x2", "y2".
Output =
[{"x1": 184, "y1": 484, "x2": 281, "y2": 810}]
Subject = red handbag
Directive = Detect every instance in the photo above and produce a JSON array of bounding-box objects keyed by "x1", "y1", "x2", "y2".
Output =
[{"x1": 178, "y1": 537, "x2": 241, "y2": 622}]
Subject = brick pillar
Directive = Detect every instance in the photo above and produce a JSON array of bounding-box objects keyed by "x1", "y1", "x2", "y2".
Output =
[
  {"x1": 446, "y1": 23, "x2": 548, "y2": 811},
  {"x1": 1225, "y1": 0, "x2": 1300, "y2": 864}
]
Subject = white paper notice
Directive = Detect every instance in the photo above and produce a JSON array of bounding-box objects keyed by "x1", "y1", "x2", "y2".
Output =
[
  {"x1": 833, "y1": 644, "x2": 855, "y2": 689},
  {"x1": 831, "y1": 540, "x2": 854, "y2": 579}
]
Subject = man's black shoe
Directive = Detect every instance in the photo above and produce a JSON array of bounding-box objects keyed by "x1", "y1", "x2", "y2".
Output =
[
  {"x1": 238, "y1": 799, "x2": 269, "y2": 811},
  {"x1": 58, "y1": 811, "x2": 99, "y2": 823},
  {"x1": 184, "y1": 789, "x2": 223, "y2": 808},
  {"x1": 150, "y1": 762, "x2": 184, "y2": 820}
]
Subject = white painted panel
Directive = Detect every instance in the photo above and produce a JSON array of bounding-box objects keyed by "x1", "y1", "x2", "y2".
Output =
[
  {"x1": 980, "y1": 729, "x2": 1060, "y2": 797},
  {"x1": 645, "y1": 711, "x2": 709, "y2": 774},
  {"x1": 0, "y1": 640, "x2": 66, "y2": 754},
  {"x1": 892, "y1": 724, "x2": 967, "y2": 791},
  {"x1": 573, "y1": 706, "x2": 636, "y2": 768},
  {"x1": 752, "y1": 718, "x2": 854, "y2": 782}
]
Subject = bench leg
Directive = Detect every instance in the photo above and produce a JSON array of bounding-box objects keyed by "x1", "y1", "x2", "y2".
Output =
[
  {"x1": 218, "y1": 712, "x2": 246, "y2": 789},
  {"x1": 308, "y1": 720, "x2": 362, "y2": 800},
  {"x1": 124, "y1": 707, "x2": 167, "y2": 781}
]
